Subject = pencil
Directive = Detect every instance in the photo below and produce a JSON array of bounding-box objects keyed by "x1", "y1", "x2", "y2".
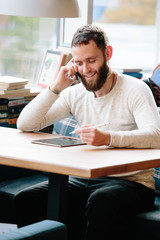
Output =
[{"x1": 69, "y1": 122, "x2": 110, "y2": 134}]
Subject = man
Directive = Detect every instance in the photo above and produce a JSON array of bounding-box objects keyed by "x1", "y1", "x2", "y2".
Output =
[{"x1": 17, "y1": 25, "x2": 160, "y2": 240}]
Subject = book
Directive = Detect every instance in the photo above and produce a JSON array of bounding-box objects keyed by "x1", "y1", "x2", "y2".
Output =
[
  {"x1": 8, "y1": 118, "x2": 17, "y2": 125},
  {"x1": 123, "y1": 72, "x2": 143, "y2": 79},
  {"x1": 122, "y1": 68, "x2": 142, "y2": 73},
  {"x1": 8, "y1": 98, "x2": 29, "y2": 107},
  {"x1": 9, "y1": 104, "x2": 27, "y2": 114},
  {"x1": 0, "y1": 90, "x2": 40, "y2": 129},
  {"x1": 0, "y1": 83, "x2": 28, "y2": 90},
  {"x1": 0, "y1": 118, "x2": 9, "y2": 127},
  {"x1": 0, "y1": 99, "x2": 9, "y2": 104},
  {"x1": 0, "y1": 118, "x2": 18, "y2": 127},
  {"x1": 113, "y1": 66, "x2": 143, "y2": 79},
  {"x1": 0, "y1": 88, "x2": 30, "y2": 96},
  {"x1": 113, "y1": 66, "x2": 143, "y2": 73},
  {"x1": 0, "y1": 97, "x2": 28, "y2": 127},
  {"x1": 0, "y1": 97, "x2": 28, "y2": 107},
  {"x1": 0, "y1": 76, "x2": 28, "y2": 89},
  {"x1": 0, "y1": 112, "x2": 8, "y2": 119},
  {"x1": 0, "y1": 105, "x2": 8, "y2": 111}
]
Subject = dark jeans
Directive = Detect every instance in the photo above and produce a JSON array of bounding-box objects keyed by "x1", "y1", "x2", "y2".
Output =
[
  {"x1": 14, "y1": 176, "x2": 155, "y2": 240},
  {"x1": 67, "y1": 176, "x2": 155, "y2": 240}
]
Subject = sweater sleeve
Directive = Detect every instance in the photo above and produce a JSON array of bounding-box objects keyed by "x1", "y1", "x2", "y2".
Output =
[
  {"x1": 108, "y1": 82, "x2": 160, "y2": 149},
  {"x1": 17, "y1": 88, "x2": 71, "y2": 132}
]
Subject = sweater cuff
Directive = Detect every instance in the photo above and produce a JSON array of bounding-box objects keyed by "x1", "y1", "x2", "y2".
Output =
[{"x1": 42, "y1": 87, "x2": 60, "y2": 101}]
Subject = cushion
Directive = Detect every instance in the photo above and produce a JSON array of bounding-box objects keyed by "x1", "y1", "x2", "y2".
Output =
[
  {"x1": 0, "y1": 175, "x2": 48, "y2": 197},
  {"x1": 0, "y1": 220, "x2": 67, "y2": 240},
  {"x1": 53, "y1": 116, "x2": 79, "y2": 137},
  {"x1": 127, "y1": 196, "x2": 160, "y2": 240},
  {"x1": 0, "y1": 175, "x2": 48, "y2": 224},
  {"x1": 0, "y1": 166, "x2": 43, "y2": 182}
]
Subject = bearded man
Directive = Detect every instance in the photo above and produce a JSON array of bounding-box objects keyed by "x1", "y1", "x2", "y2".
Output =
[{"x1": 17, "y1": 25, "x2": 160, "y2": 240}]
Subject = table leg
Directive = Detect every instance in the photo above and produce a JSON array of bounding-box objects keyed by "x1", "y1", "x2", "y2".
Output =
[{"x1": 47, "y1": 173, "x2": 69, "y2": 223}]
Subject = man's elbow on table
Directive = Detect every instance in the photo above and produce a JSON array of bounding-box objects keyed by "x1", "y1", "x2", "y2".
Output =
[{"x1": 17, "y1": 117, "x2": 37, "y2": 132}]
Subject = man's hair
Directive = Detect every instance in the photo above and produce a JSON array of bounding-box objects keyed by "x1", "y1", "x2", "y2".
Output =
[{"x1": 71, "y1": 25, "x2": 109, "y2": 52}]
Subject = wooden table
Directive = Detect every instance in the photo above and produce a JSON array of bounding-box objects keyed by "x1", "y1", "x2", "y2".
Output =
[{"x1": 0, "y1": 127, "x2": 160, "y2": 222}]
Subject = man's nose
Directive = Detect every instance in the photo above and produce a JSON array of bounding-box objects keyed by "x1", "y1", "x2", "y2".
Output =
[{"x1": 83, "y1": 62, "x2": 90, "y2": 73}]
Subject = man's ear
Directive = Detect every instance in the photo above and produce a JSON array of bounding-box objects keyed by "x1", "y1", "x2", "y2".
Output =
[{"x1": 105, "y1": 45, "x2": 113, "y2": 61}]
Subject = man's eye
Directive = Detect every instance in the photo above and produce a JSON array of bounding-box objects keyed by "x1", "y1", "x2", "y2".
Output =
[
  {"x1": 89, "y1": 59, "x2": 96, "y2": 63},
  {"x1": 76, "y1": 62, "x2": 82, "y2": 66}
]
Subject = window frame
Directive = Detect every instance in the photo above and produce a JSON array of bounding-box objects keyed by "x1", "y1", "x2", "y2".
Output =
[{"x1": 56, "y1": 0, "x2": 93, "y2": 49}]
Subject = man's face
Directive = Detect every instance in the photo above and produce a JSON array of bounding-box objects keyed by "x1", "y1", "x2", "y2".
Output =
[{"x1": 72, "y1": 40, "x2": 109, "y2": 92}]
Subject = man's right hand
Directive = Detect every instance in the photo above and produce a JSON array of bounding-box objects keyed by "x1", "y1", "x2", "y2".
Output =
[{"x1": 49, "y1": 59, "x2": 79, "y2": 94}]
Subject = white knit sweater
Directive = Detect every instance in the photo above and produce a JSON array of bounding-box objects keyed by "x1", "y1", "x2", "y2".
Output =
[{"x1": 17, "y1": 73, "x2": 160, "y2": 149}]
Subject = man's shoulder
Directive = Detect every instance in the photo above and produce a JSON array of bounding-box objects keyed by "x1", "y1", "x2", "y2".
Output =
[
  {"x1": 117, "y1": 72, "x2": 148, "y2": 90},
  {"x1": 116, "y1": 73, "x2": 153, "y2": 101}
]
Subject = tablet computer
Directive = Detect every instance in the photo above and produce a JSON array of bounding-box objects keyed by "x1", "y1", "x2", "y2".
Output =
[{"x1": 31, "y1": 137, "x2": 86, "y2": 147}]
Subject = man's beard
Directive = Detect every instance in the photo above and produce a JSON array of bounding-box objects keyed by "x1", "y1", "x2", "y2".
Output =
[{"x1": 79, "y1": 60, "x2": 110, "y2": 92}]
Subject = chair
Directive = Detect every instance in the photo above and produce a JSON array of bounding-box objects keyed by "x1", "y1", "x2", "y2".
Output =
[
  {"x1": 126, "y1": 68, "x2": 160, "y2": 240},
  {"x1": 0, "y1": 166, "x2": 48, "y2": 226},
  {"x1": 0, "y1": 126, "x2": 53, "y2": 226},
  {"x1": 0, "y1": 220, "x2": 67, "y2": 240},
  {"x1": 127, "y1": 196, "x2": 160, "y2": 240}
]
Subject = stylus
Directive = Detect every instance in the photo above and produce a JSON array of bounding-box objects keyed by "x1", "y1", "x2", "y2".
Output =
[{"x1": 69, "y1": 122, "x2": 110, "y2": 134}]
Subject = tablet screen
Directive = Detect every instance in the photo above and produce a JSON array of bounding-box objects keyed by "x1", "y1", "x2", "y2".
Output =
[{"x1": 31, "y1": 137, "x2": 86, "y2": 147}]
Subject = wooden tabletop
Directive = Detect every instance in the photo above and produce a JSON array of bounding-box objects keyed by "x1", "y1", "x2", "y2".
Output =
[{"x1": 0, "y1": 127, "x2": 160, "y2": 178}]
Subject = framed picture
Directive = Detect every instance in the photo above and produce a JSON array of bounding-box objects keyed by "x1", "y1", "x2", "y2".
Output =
[{"x1": 38, "y1": 50, "x2": 65, "y2": 88}]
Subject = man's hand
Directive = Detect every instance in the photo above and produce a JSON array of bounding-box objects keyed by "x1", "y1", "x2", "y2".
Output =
[
  {"x1": 49, "y1": 59, "x2": 78, "y2": 94},
  {"x1": 74, "y1": 126, "x2": 111, "y2": 146}
]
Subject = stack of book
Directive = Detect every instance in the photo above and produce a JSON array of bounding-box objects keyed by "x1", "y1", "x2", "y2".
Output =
[
  {"x1": 0, "y1": 76, "x2": 30, "y2": 96},
  {"x1": 0, "y1": 97, "x2": 30, "y2": 128},
  {"x1": 113, "y1": 67, "x2": 143, "y2": 79},
  {"x1": 0, "y1": 76, "x2": 30, "y2": 128}
]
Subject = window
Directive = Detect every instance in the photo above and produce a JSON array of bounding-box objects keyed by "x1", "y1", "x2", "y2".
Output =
[
  {"x1": 92, "y1": 0, "x2": 159, "y2": 74},
  {"x1": 0, "y1": 16, "x2": 57, "y2": 86},
  {"x1": 59, "y1": 0, "x2": 160, "y2": 75},
  {"x1": 1, "y1": 0, "x2": 159, "y2": 86}
]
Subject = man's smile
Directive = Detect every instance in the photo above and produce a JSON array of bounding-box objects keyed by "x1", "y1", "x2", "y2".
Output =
[{"x1": 84, "y1": 72, "x2": 96, "y2": 80}]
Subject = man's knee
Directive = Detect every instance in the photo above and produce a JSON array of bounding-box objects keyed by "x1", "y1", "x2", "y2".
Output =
[{"x1": 86, "y1": 187, "x2": 116, "y2": 219}]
